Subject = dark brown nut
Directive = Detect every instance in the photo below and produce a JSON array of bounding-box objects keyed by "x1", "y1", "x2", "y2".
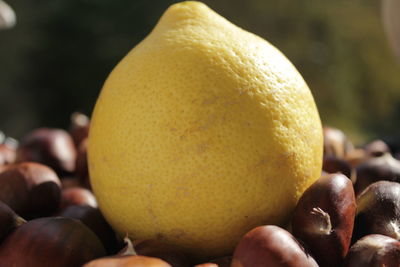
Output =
[
  {"x1": 0, "y1": 144, "x2": 16, "y2": 166},
  {"x1": 364, "y1": 139, "x2": 390, "y2": 157},
  {"x1": 60, "y1": 187, "x2": 97, "y2": 210},
  {"x1": 60, "y1": 205, "x2": 122, "y2": 255},
  {"x1": 345, "y1": 148, "x2": 368, "y2": 168},
  {"x1": 134, "y1": 239, "x2": 193, "y2": 267},
  {"x1": 0, "y1": 201, "x2": 25, "y2": 242},
  {"x1": 0, "y1": 217, "x2": 106, "y2": 267},
  {"x1": 69, "y1": 112, "x2": 90, "y2": 148},
  {"x1": 354, "y1": 152, "x2": 400, "y2": 195},
  {"x1": 16, "y1": 128, "x2": 77, "y2": 176},
  {"x1": 84, "y1": 255, "x2": 172, "y2": 267},
  {"x1": 344, "y1": 234, "x2": 400, "y2": 267},
  {"x1": 61, "y1": 177, "x2": 81, "y2": 189},
  {"x1": 231, "y1": 225, "x2": 318, "y2": 267},
  {"x1": 0, "y1": 162, "x2": 61, "y2": 218},
  {"x1": 322, "y1": 155, "x2": 355, "y2": 182},
  {"x1": 353, "y1": 181, "x2": 400, "y2": 242},
  {"x1": 75, "y1": 138, "x2": 90, "y2": 188},
  {"x1": 291, "y1": 173, "x2": 356, "y2": 267},
  {"x1": 323, "y1": 126, "x2": 353, "y2": 159}
]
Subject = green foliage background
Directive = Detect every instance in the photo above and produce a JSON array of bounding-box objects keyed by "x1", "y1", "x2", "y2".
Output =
[{"x1": 1, "y1": 0, "x2": 399, "y2": 144}]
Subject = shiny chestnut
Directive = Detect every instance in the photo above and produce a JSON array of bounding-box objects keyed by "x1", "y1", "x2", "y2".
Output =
[
  {"x1": 354, "y1": 152, "x2": 400, "y2": 195},
  {"x1": 16, "y1": 128, "x2": 77, "y2": 176},
  {"x1": 344, "y1": 234, "x2": 400, "y2": 267},
  {"x1": 292, "y1": 173, "x2": 356, "y2": 267},
  {"x1": 231, "y1": 225, "x2": 318, "y2": 267},
  {"x1": 0, "y1": 200, "x2": 25, "y2": 241},
  {"x1": 0, "y1": 162, "x2": 61, "y2": 218},
  {"x1": 69, "y1": 112, "x2": 90, "y2": 148},
  {"x1": 323, "y1": 126, "x2": 353, "y2": 159},
  {"x1": 353, "y1": 181, "x2": 400, "y2": 242},
  {"x1": 60, "y1": 205, "x2": 122, "y2": 254},
  {"x1": 0, "y1": 217, "x2": 106, "y2": 267},
  {"x1": 60, "y1": 187, "x2": 97, "y2": 210}
]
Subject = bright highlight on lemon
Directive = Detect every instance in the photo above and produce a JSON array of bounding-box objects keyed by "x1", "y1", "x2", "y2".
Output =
[{"x1": 88, "y1": 1, "x2": 323, "y2": 259}]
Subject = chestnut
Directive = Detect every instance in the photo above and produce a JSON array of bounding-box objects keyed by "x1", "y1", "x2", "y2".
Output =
[
  {"x1": 60, "y1": 205, "x2": 122, "y2": 255},
  {"x1": 75, "y1": 138, "x2": 90, "y2": 188},
  {"x1": 345, "y1": 148, "x2": 368, "y2": 168},
  {"x1": 344, "y1": 234, "x2": 400, "y2": 267},
  {"x1": 0, "y1": 200, "x2": 25, "y2": 242},
  {"x1": 16, "y1": 128, "x2": 77, "y2": 176},
  {"x1": 353, "y1": 181, "x2": 400, "y2": 242},
  {"x1": 322, "y1": 155, "x2": 355, "y2": 182},
  {"x1": 134, "y1": 239, "x2": 193, "y2": 267},
  {"x1": 231, "y1": 225, "x2": 318, "y2": 267},
  {"x1": 83, "y1": 255, "x2": 172, "y2": 267},
  {"x1": 364, "y1": 139, "x2": 390, "y2": 157},
  {"x1": 0, "y1": 217, "x2": 106, "y2": 267},
  {"x1": 61, "y1": 176, "x2": 81, "y2": 189},
  {"x1": 354, "y1": 152, "x2": 400, "y2": 195},
  {"x1": 69, "y1": 112, "x2": 90, "y2": 148},
  {"x1": 194, "y1": 264, "x2": 217, "y2": 267},
  {"x1": 0, "y1": 162, "x2": 61, "y2": 218},
  {"x1": 0, "y1": 143, "x2": 16, "y2": 166},
  {"x1": 291, "y1": 173, "x2": 356, "y2": 267},
  {"x1": 60, "y1": 187, "x2": 97, "y2": 210},
  {"x1": 323, "y1": 126, "x2": 353, "y2": 159}
]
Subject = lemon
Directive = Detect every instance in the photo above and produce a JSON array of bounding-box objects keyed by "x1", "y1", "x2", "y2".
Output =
[{"x1": 88, "y1": 1, "x2": 323, "y2": 259}]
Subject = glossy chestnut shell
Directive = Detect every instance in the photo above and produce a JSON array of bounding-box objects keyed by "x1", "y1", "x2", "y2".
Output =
[
  {"x1": 0, "y1": 162, "x2": 61, "y2": 218},
  {"x1": 0, "y1": 217, "x2": 106, "y2": 267},
  {"x1": 231, "y1": 225, "x2": 318, "y2": 267},
  {"x1": 16, "y1": 128, "x2": 77, "y2": 176},
  {"x1": 292, "y1": 173, "x2": 356, "y2": 267}
]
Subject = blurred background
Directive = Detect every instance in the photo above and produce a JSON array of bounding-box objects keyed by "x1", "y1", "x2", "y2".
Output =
[{"x1": 0, "y1": 0, "x2": 399, "y2": 145}]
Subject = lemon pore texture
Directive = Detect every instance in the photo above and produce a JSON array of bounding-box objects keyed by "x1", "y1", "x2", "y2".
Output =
[{"x1": 88, "y1": 1, "x2": 323, "y2": 259}]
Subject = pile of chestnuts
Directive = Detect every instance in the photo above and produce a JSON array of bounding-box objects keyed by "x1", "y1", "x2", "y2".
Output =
[{"x1": 1, "y1": 117, "x2": 400, "y2": 266}]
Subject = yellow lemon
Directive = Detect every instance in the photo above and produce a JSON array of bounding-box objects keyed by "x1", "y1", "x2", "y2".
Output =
[{"x1": 88, "y1": 1, "x2": 323, "y2": 259}]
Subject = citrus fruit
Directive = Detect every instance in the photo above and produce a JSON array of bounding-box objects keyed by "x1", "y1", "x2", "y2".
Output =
[{"x1": 88, "y1": 1, "x2": 323, "y2": 259}]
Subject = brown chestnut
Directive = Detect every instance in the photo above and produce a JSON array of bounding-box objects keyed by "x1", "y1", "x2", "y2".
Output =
[
  {"x1": 60, "y1": 205, "x2": 122, "y2": 255},
  {"x1": 322, "y1": 155, "x2": 355, "y2": 182},
  {"x1": 194, "y1": 264, "x2": 217, "y2": 267},
  {"x1": 61, "y1": 176, "x2": 81, "y2": 189},
  {"x1": 364, "y1": 139, "x2": 390, "y2": 157},
  {"x1": 231, "y1": 225, "x2": 318, "y2": 267},
  {"x1": 0, "y1": 200, "x2": 25, "y2": 242},
  {"x1": 354, "y1": 152, "x2": 400, "y2": 195},
  {"x1": 0, "y1": 217, "x2": 106, "y2": 267},
  {"x1": 60, "y1": 187, "x2": 97, "y2": 210},
  {"x1": 0, "y1": 162, "x2": 61, "y2": 218},
  {"x1": 75, "y1": 138, "x2": 90, "y2": 188},
  {"x1": 353, "y1": 181, "x2": 400, "y2": 242},
  {"x1": 291, "y1": 173, "x2": 356, "y2": 267},
  {"x1": 16, "y1": 128, "x2": 77, "y2": 176},
  {"x1": 323, "y1": 126, "x2": 353, "y2": 159},
  {"x1": 69, "y1": 112, "x2": 90, "y2": 148},
  {"x1": 344, "y1": 234, "x2": 400, "y2": 267},
  {"x1": 0, "y1": 143, "x2": 16, "y2": 166},
  {"x1": 134, "y1": 239, "x2": 193, "y2": 267},
  {"x1": 345, "y1": 148, "x2": 368, "y2": 168},
  {"x1": 83, "y1": 255, "x2": 172, "y2": 267}
]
